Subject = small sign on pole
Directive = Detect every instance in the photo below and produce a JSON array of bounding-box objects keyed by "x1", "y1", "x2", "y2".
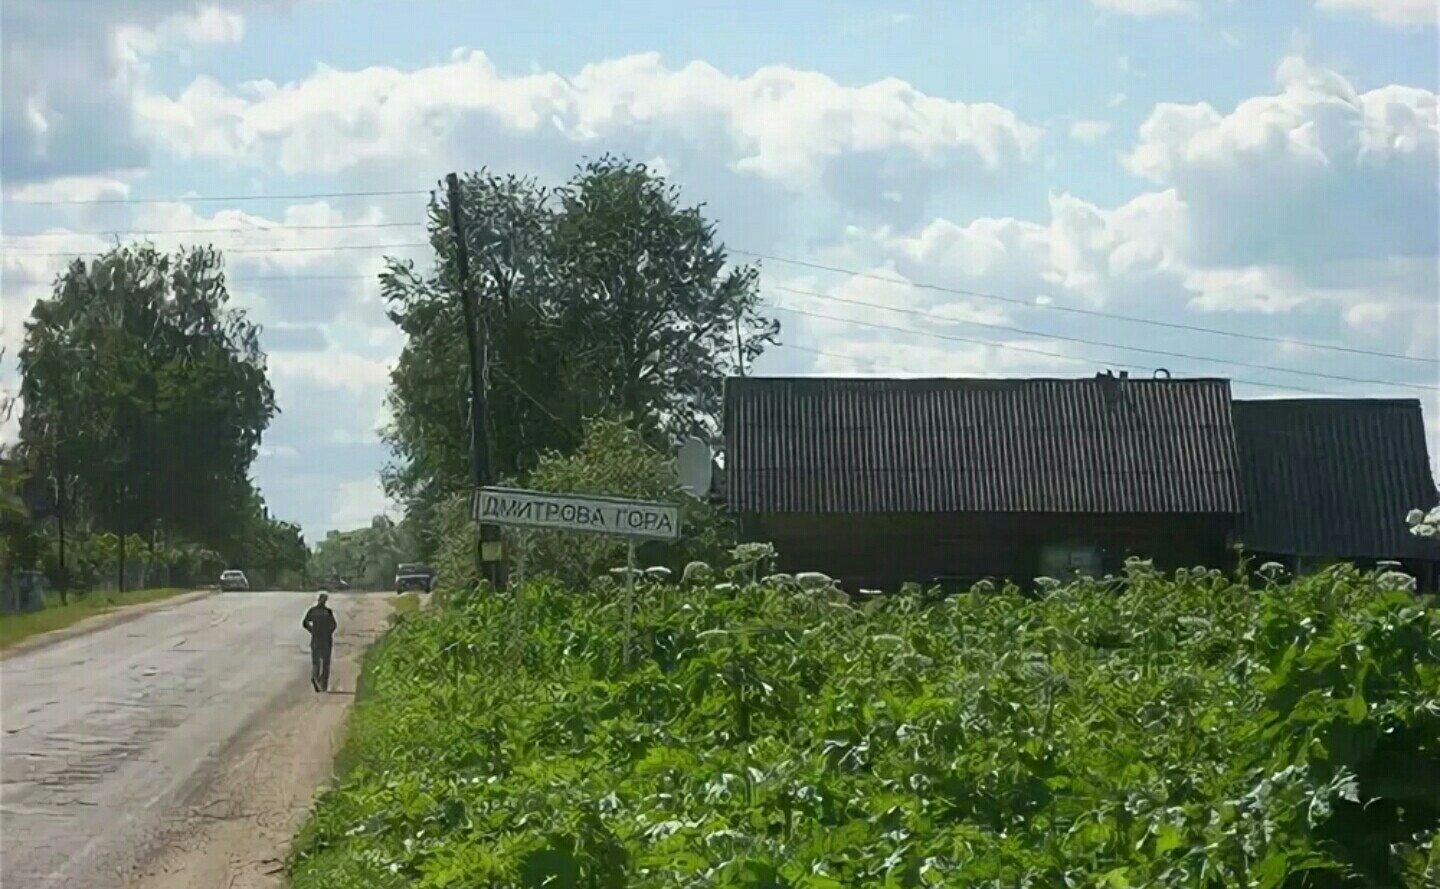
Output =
[
  {"x1": 473, "y1": 487, "x2": 680, "y2": 541},
  {"x1": 474, "y1": 486, "x2": 681, "y2": 666}
]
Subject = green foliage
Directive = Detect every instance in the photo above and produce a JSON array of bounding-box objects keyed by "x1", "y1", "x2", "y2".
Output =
[
  {"x1": 381, "y1": 158, "x2": 776, "y2": 517},
  {"x1": 311, "y1": 515, "x2": 421, "y2": 590},
  {"x1": 18, "y1": 243, "x2": 277, "y2": 550},
  {"x1": 233, "y1": 502, "x2": 309, "y2": 588},
  {"x1": 291, "y1": 560, "x2": 1440, "y2": 888},
  {"x1": 421, "y1": 417, "x2": 732, "y2": 595},
  {"x1": 506, "y1": 417, "x2": 733, "y2": 588}
]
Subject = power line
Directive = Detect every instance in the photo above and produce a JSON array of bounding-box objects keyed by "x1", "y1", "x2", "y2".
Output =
[
  {"x1": 773, "y1": 284, "x2": 1437, "y2": 392},
  {"x1": 770, "y1": 341, "x2": 1350, "y2": 400},
  {"x1": 735, "y1": 250, "x2": 1436, "y2": 366},
  {"x1": 8, "y1": 189, "x2": 430, "y2": 206},
  {"x1": 772, "y1": 304, "x2": 1329, "y2": 396},
  {"x1": 5, "y1": 221, "x2": 428, "y2": 238},
  {"x1": 12, "y1": 242, "x2": 432, "y2": 258},
  {"x1": 7, "y1": 216, "x2": 1431, "y2": 368}
]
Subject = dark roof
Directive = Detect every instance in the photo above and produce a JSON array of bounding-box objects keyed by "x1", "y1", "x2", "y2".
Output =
[
  {"x1": 1233, "y1": 399, "x2": 1438, "y2": 559},
  {"x1": 725, "y1": 376, "x2": 1243, "y2": 514}
]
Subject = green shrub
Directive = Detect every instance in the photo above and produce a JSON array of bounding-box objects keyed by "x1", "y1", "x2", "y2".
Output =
[
  {"x1": 428, "y1": 418, "x2": 733, "y2": 598},
  {"x1": 291, "y1": 559, "x2": 1440, "y2": 888}
]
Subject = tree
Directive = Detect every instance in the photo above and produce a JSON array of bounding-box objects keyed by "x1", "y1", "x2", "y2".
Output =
[
  {"x1": 381, "y1": 157, "x2": 777, "y2": 516},
  {"x1": 434, "y1": 417, "x2": 733, "y2": 589},
  {"x1": 310, "y1": 515, "x2": 419, "y2": 590},
  {"x1": 18, "y1": 245, "x2": 278, "y2": 558},
  {"x1": 229, "y1": 491, "x2": 309, "y2": 589}
]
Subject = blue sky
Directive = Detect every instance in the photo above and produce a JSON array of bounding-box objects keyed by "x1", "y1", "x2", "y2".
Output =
[{"x1": 3, "y1": 0, "x2": 1437, "y2": 540}]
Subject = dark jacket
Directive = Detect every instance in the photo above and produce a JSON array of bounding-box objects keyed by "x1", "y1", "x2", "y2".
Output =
[{"x1": 303, "y1": 604, "x2": 337, "y2": 643}]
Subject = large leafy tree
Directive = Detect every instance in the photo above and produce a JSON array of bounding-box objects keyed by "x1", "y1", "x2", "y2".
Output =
[
  {"x1": 18, "y1": 244, "x2": 278, "y2": 553},
  {"x1": 382, "y1": 157, "x2": 777, "y2": 516}
]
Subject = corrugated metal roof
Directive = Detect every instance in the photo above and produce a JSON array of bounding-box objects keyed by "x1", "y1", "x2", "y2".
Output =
[
  {"x1": 1233, "y1": 399, "x2": 1438, "y2": 559},
  {"x1": 724, "y1": 376, "x2": 1243, "y2": 514}
]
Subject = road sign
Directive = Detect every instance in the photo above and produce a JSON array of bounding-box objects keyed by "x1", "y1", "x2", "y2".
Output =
[{"x1": 473, "y1": 487, "x2": 681, "y2": 541}]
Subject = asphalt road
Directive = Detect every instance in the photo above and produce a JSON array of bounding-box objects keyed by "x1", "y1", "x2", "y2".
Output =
[{"x1": 0, "y1": 591, "x2": 369, "y2": 887}]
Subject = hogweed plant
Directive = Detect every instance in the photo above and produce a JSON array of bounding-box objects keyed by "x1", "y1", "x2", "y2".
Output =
[
  {"x1": 290, "y1": 546, "x2": 1440, "y2": 889},
  {"x1": 1407, "y1": 507, "x2": 1440, "y2": 539}
]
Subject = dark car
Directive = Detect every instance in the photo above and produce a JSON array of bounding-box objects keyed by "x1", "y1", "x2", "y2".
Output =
[{"x1": 395, "y1": 563, "x2": 434, "y2": 594}]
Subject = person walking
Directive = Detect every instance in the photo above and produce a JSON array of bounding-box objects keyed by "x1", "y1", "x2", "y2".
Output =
[{"x1": 302, "y1": 593, "x2": 338, "y2": 692}]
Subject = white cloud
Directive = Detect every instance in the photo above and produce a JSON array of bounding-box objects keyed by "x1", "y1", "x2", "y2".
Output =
[
  {"x1": 115, "y1": 5, "x2": 246, "y2": 59},
  {"x1": 1069, "y1": 119, "x2": 1114, "y2": 142},
  {"x1": 841, "y1": 11, "x2": 915, "y2": 33},
  {"x1": 1108, "y1": 92, "x2": 1128, "y2": 108},
  {"x1": 133, "y1": 50, "x2": 1043, "y2": 206},
  {"x1": 1315, "y1": 0, "x2": 1438, "y2": 25},
  {"x1": 1090, "y1": 0, "x2": 1200, "y2": 17},
  {"x1": 328, "y1": 477, "x2": 392, "y2": 532},
  {"x1": 3, "y1": 1, "x2": 275, "y2": 183},
  {"x1": 1123, "y1": 56, "x2": 1438, "y2": 267},
  {"x1": 1344, "y1": 301, "x2": 1395, "y2": 330},
  {"x1": 779, "y1": 53, "x2": 1440, "y2": 376},
  {"x1": 5, "y1": 175, "x2": 135, "y2": 203},
  {"x1": 269, "y1": 350, "x2": 393, "y2": 394}
]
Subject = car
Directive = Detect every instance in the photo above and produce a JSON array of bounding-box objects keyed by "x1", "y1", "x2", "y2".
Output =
[
  {"x1": 219, "y1": 569, "x2": 249, "y2": 591},
  {"x1": 394, "y1": 563, "x2": 434, "y2": 594}
]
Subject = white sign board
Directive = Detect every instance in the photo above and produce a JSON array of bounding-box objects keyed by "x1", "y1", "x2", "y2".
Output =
[{"x1": 474, "y1": 487, "x2": 680, "y2": 541}]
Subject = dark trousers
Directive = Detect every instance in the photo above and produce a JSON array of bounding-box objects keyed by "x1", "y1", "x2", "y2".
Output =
[{"x1": 311, "y1": 637, "x2": 333, "y2": 690}]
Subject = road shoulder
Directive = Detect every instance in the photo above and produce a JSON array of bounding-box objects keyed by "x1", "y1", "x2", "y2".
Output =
[{"x1": 0, "y1": 588, "x2": 215, "y2": 661}]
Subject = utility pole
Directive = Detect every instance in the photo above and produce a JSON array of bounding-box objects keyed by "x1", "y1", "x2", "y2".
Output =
[{"x1": 444, "y1": 172, "x2": 505, "y2": 591}]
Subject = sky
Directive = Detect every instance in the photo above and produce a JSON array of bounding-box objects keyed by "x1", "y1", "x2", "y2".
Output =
[{"x1": 2, "y1": 0, "x2": 1437, "y2": 542}]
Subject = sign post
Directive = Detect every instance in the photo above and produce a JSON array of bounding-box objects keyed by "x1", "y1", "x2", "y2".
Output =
[
  {"x1": 625, "y1": 541, "x2": 637, "y2": 666},
  {"x1": 473, "y1": 487, "x2": 681, "y2": 666}
]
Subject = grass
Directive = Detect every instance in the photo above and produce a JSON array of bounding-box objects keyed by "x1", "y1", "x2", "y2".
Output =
[
  {"x1": 389, "y1": 592, "x2": 421, "y2": 617},
  {"x1": 0, "y1": 586, "x2": 195, "y2": 651}
]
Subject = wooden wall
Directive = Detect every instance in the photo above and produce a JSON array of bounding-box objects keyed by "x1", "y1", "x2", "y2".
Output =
[{"x1": 741, "y1": 512, "x2": 1235, "y2": 591}]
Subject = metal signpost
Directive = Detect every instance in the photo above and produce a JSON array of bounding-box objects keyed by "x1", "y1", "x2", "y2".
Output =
[{"x1": 473, "y1": 487, "x2": 681, "y2": 664}]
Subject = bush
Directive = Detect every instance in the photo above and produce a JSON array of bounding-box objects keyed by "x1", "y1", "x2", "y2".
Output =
[
  {"x1": 290, "y1": 558, "x2": 1440, "y2": 888},
  {"x1": 429, "y1": 418, "x2": 733, "y2": 596}
]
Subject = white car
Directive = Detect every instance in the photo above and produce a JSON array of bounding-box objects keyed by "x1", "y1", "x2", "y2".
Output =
[{"x1": 219, "y1": 570, "x2": 249, "y2": 591}]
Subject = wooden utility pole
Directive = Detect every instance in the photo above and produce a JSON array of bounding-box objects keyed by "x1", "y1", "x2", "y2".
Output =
[{"x1": 444, "y1": 173, "x2": 505, "y2": 591}]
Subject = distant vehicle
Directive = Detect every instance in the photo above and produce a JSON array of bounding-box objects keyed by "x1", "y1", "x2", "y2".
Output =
[
  {"x1": 323, "y1": 575, "x2": 350, "y2": 592},
  {"x1": 219, "y1": 570, "x2": 249, "y2": 591},
  {"x1": 394, "y1": 563, "x2": 434, "y2": 594}
]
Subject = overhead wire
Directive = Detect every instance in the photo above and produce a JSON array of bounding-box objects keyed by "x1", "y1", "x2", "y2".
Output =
[
  {"x1": 11, "y1": 242, "x2": 432, "y2": 258},
  {"x1": 6, "y1": 221, "x2": 428, "y2": 237},
  {"x1": 7, "y1": 188, "x2": 431, "y2": 206},
  {"x1": 734, "y1": 249, "x2": 1436, "y2": 366},
  {"x1": 771, "y1": 284, "x2": 1438, "y2": 392},
  {"x1": 770, "y1": 304, "x2": 1332, "y2": 396},
  {"x1": 5, "y1": 195, "x2": 1435, "y2": 380}
]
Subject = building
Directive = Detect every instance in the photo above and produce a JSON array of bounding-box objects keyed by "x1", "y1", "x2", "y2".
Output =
[
  {"x1": 1232, "y1": 398, "x2": 1438, "y2": 588},
  {"x1": 723, "y1": 374, "x2": 1245, "y2": 590},
  {"x1": 722, "y1": 375, "x2": 1439, "y2": 591}
]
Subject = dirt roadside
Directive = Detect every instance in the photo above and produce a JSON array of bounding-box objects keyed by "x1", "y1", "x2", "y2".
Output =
[{"x1": 125, "y1": 593, "x2": 398, "y2": 889}]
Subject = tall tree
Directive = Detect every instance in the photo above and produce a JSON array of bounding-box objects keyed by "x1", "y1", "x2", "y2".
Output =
[
  {"x1": 382, "y1": 157, "x2": 777, "y2": 514},
  {"x1": 18, "y1": 245, "x2": 278, "y2": 553}
]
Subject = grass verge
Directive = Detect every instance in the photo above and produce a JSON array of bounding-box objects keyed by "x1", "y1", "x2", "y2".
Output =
[
  {"x1": 0, "y1": 587, "x2": 194, "y2": 651},
  {"x1": 389, "y1": 592, "x2": 421, "y2": 617}
]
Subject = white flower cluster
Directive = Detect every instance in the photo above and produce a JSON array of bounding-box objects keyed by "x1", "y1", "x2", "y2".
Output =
[{"x1": 1405, "y1": 507, "x2": 1440, "y2": 539}]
